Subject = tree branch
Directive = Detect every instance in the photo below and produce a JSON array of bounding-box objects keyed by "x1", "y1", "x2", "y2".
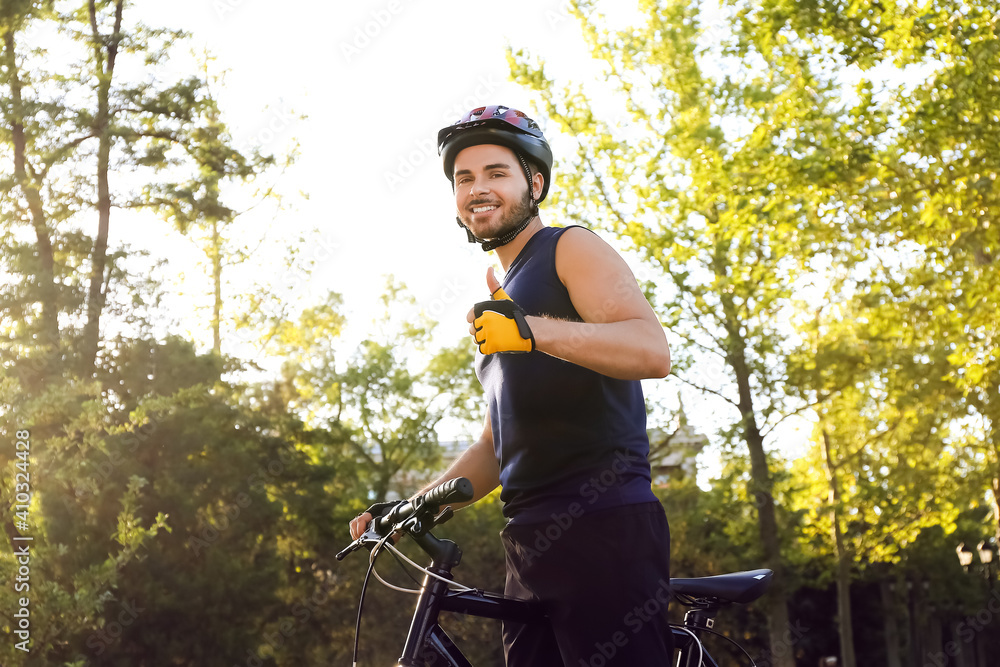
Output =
[{"x1": 672, "y1": 373, "x2": 740, "y2": 409}]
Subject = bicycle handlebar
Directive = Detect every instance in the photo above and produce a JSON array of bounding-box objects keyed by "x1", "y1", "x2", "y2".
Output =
[
  {"x1": 337, "y1": 477, "x2": 474, "y2": 561},
  {"x1": 374, "y1": 477, "x2": 474, "y2": 534},
  {"x1": 423, "y1": 477, "x2": 474, "y2": 509}
]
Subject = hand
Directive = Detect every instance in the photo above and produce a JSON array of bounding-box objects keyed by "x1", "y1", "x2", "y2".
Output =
[
  {"x1": 467, "y1": 267, "x2": 535, "y2": 354},
  {"x1": 349, "y1": 500, "x2": 404, "y2": 540},
  {"x1": 349, "y1": 512, "x2": 371, "y2": 541}
]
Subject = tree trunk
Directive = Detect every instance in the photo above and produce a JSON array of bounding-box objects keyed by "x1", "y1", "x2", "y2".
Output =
[
  {"x1": 719, "y1": 284, "x2": 794, "y2": 667},
  {"x1": 211, "y1": 218, "x2": 222, "y2": 354},
  {"x1": 993, "y1": 473, "x2": 1000, "y2": 543},
  {"x1": 81, "y1": 0, "x2": 123, "y2": 373},
  {"x1": 879, "y1": 581, "x2": 902, "y2": 667},
  {"x1": 926, "y1": 606, "x2": 943, "y2": 661},
  {"x1": 991, "y1": 421, "x2": 1000, "y2": 543},
  {"x1": 908, "y1": 581, "x2": 931, "y2": 664},
  {"x1": 3, "y1": 29, "x2": 59, "y2": 379},
  {"x1": 950, "y1": 620, "x2": 969, "y2": 667},
  {"x1": 823, "y1": 429, "x2": 857, "y2": 667},
  {"x1": 741, "y1": 386, "x2": 794, "y2": 667}
]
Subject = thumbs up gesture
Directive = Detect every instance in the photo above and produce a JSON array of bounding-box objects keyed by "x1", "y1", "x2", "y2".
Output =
[{"x1": 468, "y1": 267, "x2": 535, "y2": 354}]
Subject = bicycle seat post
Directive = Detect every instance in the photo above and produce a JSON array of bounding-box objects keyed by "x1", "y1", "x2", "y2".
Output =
[
  {"x1": 675, "y1": 607, "x2": 719, "y2": 667},
  {"x1": 683, "y1": 607, "x2": 717, "y2": 631}
]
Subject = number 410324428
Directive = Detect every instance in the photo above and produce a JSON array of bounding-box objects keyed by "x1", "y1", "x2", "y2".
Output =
[{"x1": 14, "y1": 430, "x2": 30, "y2": 527}]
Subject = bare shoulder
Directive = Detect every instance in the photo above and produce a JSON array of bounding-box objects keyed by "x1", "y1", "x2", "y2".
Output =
[
  {"x1": 553, "y1": 226, "x2": 650, "y2": 324},
  {"x1": 554, "y1": 226, "x2": 631, "y2": 279}
]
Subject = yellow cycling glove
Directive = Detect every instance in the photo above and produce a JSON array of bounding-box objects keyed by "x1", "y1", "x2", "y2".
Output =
[{"x1": 473, "y1": 288, "x2": 535, "y2": 354}]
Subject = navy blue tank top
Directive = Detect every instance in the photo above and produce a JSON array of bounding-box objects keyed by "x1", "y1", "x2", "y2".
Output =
[{"x1": 475, "y1": 225, "x2": 657, "y2": 524}]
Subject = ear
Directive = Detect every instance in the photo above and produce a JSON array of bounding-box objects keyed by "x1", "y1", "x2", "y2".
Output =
[{"x1": 531, "y1": 171, "x2": 544, "y2": 201}]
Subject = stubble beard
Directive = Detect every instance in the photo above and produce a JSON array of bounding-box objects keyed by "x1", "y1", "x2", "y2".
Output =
[{"x1": 459, "y1": 187, "x2": 534, "y2": 242}]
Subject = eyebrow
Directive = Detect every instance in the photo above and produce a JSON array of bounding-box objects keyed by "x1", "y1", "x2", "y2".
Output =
[{"x1": 454, "y1": 163, "x2": 514, "y2": 178}]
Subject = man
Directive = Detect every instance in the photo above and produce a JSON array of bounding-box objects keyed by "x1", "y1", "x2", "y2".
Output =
[{"x1": 350, "y1": 105, "x2": 672, "y2": 666}]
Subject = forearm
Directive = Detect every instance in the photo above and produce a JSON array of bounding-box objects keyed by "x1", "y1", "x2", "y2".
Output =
[
  {"x1": 528, "y1": 315, "x2": 671, "y2": 380},
  {"x1": 415, "y1": 436, "x2": 500, "y2": 509},
  {"x1": 350, "y1": 433, "x2": 498, "y2": 541}
]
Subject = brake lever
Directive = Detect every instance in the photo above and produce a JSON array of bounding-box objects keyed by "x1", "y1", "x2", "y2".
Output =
[
  {"x1": 337, "y1": 504, "x2": 457, "y2": 561},
  {"x1": 335, "y1": 540, "x2": 363, "y2": 561},
  {"x1": 433, "y1": 506, "x2": 455, "y2": 526},
  {"x1": 335, "y1": 526, "x2": 393, "y2": 561}
]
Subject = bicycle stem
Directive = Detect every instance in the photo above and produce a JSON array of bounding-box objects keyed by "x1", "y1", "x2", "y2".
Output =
[{"x1": 397, "y1": 533, "x2": 463, "y2": 666}]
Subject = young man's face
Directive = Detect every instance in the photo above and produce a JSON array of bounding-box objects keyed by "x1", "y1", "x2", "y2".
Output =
[{"x1": 452, "y1": 143, "x2": 541, "y2": 242}]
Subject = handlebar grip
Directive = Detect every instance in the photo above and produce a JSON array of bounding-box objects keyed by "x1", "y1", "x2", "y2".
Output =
[
  {"x1": 422, "y1": 477, "x2": 474, "y2": 509},
  {"x1": 372, "y1": 478, "x2": 475, "y2": 535}
]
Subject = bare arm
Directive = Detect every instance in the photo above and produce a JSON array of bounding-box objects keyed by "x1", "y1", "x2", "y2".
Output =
[
  {"x1": 349, "y1": 414, "x2": 499, "y2": 539},
  {"x1": 416, "y1": 413, "x2": 500, "y2": 507},
  {"x1": 530, "y1": 227, "x2": 671, "y2": 380}
]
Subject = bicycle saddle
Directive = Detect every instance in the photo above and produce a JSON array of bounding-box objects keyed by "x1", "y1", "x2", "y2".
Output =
[{"x1": 670, "y1": 568, "x2": 772, "y2": 604}]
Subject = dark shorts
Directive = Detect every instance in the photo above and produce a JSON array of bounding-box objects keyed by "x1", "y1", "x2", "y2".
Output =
[{"x1": 500, "y1": 501, "x2": 673, "y2": 667}]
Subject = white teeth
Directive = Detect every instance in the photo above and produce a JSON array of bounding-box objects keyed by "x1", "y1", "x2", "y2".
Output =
[{"x1": 472, "y1": 206, "x2": 497, "y2": 213}]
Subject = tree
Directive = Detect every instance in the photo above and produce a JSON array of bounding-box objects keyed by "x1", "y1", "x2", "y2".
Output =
[
  {"x1": 787, "y1": 294, "x2": 976, "y2": 665},
  {"x1": 507, "y1": 2, "x2": 874, "y2": 661},
  {"x1": 1, "y1": 0, "x2": 280, "y2": 379},
  {"x1": 254, "y1": 281, "x2": 489, "y2": 665},
  {"x1": 0, "y1": 4, "x2": 333, "y2": 664},
  {"x1": 737, "y1": 0, "x2": 1000, "y2": 544},
  {"x1": 334, "y1": 279, "x2": 474, "y2": 500},
  {"x1": 726, "y1": 3, "x2": 999, "y2": 659},
  {"x1": 143, "y1": 58, "x2": 297, "y2": 355},
  {"x1": 2, "y1": 0, "x2": 73, "y2": 383}
]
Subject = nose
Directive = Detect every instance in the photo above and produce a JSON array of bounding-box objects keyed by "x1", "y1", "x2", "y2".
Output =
[{"x1": 472, "y1": 177, "x2": 491, "y2": 196}]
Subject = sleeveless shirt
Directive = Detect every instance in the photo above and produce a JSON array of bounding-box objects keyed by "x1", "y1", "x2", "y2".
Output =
[{"x1": 475, "y1": 225, "x2": 657, "y2": 524}]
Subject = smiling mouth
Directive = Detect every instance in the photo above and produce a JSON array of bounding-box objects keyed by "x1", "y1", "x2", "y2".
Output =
[{"x1": 471, "y1": 205, "x2": 498, "y2": 214}]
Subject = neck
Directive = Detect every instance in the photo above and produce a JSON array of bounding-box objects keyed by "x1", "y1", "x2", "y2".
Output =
[{"x1": 494, "y1": 216, "x2": 544, "y2": 270}]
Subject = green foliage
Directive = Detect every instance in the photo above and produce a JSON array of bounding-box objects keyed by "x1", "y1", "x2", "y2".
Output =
[
  {"x1": 425, "y1": 341, "x2": 482, "y2": 431},
  {"x1": 2, "y1": 4, "x2": 383, "y2": 664},
  {"x1": 788, "y1": 307, "x2": 973, "y2": 565},
  {"x1": 334, "y1": 279, "x2": 473, "y2": 500},
  {"x1": 737, "y1": 0, "x2": 1000, "y2": 538},
  {"x1": 507, "y1": 0, "x2": 999, "y2": 662}
]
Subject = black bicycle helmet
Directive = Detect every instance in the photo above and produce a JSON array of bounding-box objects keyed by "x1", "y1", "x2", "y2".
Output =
[
  {"x1": 438, "y1": 105, "x2": 553, "y2": 202},
  {"x1": 438, "y1": 106, "x2": 553, "y2": 250}
]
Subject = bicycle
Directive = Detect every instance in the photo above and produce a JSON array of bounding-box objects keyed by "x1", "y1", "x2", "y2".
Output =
[{"x1": 338, "y1": 477, "x2": 773, "y2": 666}]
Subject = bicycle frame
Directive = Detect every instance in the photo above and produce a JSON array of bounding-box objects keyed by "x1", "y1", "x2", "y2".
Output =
[
  {"x1": 395, "y1": 529, "x2": 544, "y2": 666},
  {"x1": 395, "y1": 530, "x2": 729, "y2": 667}
]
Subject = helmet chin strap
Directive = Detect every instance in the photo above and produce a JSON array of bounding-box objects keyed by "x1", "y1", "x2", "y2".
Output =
[
  {"x1": 457, "y1": 206, "x2": 537, "y2": 252},
  {"x1": 455, "y1": 151, "x2": 539, "y2": 252}
]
